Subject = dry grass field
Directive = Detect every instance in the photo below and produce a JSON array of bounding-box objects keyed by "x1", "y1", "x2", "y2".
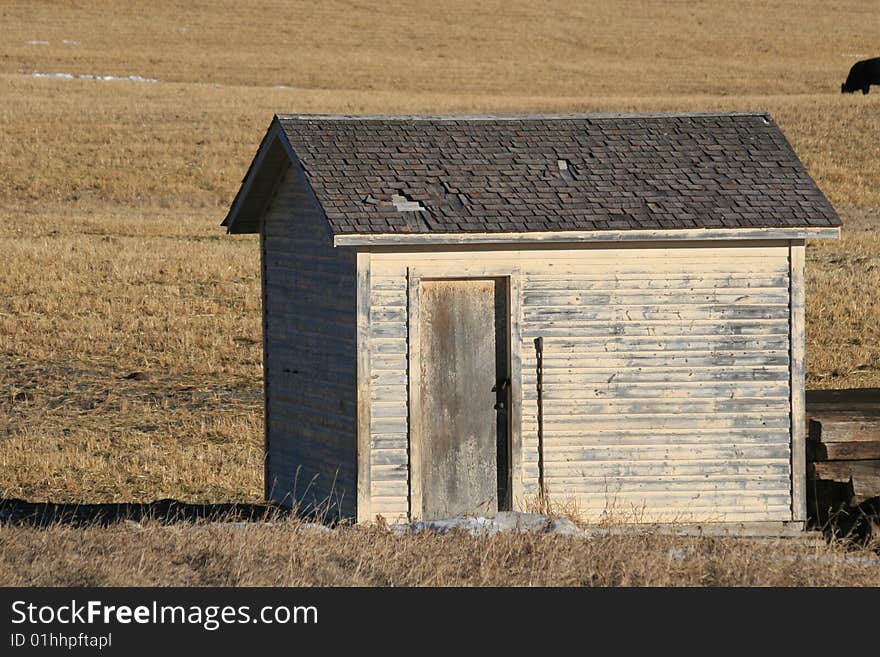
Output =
[
  {"x1": 2, "y1": 520, "x2": 878, "y2": 586},
  {"x1": 1, "y1": 1, "x2": 879, "y2": 585}
]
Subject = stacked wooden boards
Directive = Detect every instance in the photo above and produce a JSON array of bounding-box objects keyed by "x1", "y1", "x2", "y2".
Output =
[{"x1": 806, "y1": 389, "x2": 880, "y2": 508}]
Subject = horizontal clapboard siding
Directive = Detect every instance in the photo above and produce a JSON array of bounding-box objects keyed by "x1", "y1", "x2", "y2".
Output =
[
  {"x1": 519, "y1": 247, "x2": 792, "y2": 522},
  {"x1": 263, "y1": 166, "x2": 357, "y2": 518},
  {"x1": 368, "y1": 273, "x2": 409, "y2": 521},
  {"x1": 368, "y1": 244, "x2": 793, "y2": 524}
]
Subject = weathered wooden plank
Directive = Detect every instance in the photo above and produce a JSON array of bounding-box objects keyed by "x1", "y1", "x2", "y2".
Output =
[
  {"x1": 579, "y1": 521, "x2": 807, "y2": 537},
  {"x1": 374, "y1": 243, "x2": 791, "y2": 257},
  {"x1": 337, "y1": 226, "x2": 837, "y2": 246},
  {"x1": 371, "y1": 449, "x2": 408, "y2": 466},
  {"x1": 369, "y1": 504, "x2": 409, "y2": 516},
  {"x1": 523, "y1": 367, "x2": 789, "y2": 384},
  {"x1": 370, "y1": 405, "x2": 408, "y2": 420},
  {"x1": 531, "y1": 443, "x2": 790, "y2": 461},
  {"x1": 535, "y1": 477, "x2": 793, "y2": 493},
  {"x1": 371, "y1": 464, "x2": 409, "y2": 482},
  {"x1": 530, "y1": 335, "x2": 790, "y2": 352},
  {"x1": 371, "y1": 481, "x2": 409, "y2": 497},
  {"x1": 270, "y1": 418, "x2": 356, "y2": 448},
  {"x1": 539, "y1": 397, "x2": 789, "y2": 414},
  {"x1": 370, "y1": 417, "x2": 408, "y2": 434},
  {"x1": 541, "y1": 383, "x2": 790, "y2": 400},
  {"x1": 540, "y1": 488, "x2": 793, "y2": 505},
  {"x1": 370, "y1": 353, "x2": 408, "y2": 373},
  {"x1": 265, "y1": 305, "x2": 356, "y2": 327},
  {"x1": 522, "y1": 319, "x2": 790, "y2": 338},
  {"x1": 264, "y1": 257, "x2": 359, "y2": 279},
  {"x1": 370, "y1": 436, "x2": 408, "y2": 450},
  {"x1": 525, "y1": 414, "x2": 790, "y2": 430},
  {"x1": 535, "y1": 353, "x2": 790, "y2": 369},
  {"x1": 370, "y1": 278, "x2": 408, "y2": 292},
  {"x1": 808, "y1": 417, "x2": 880, "y2": 443},
  {"x1": 266, "y1": 322, "x2": 356, "y2": 343},
  {"x1": 526, "y1": 365, "x2": 789, "y2": 381},
  {"x1": 369, "y1": 339, "x2": 408, "y2": 355},
  {"x1": 811, "y1": 461, "x2": 880, "y2": 502},
  {"x1": 369, "y1": 288, "x2": 407, "y2": 303},
  {"x1": 259, "y1": 202, "x2": 271, "y2": 502},
  {"x1": 509, "y1": 271, "x2": 524, "y2": 510},
  {"x1": 269, "y1": 392, "x2": 355, "y2": 423},
  {"x1": 369, "y1": 399, "x2": 408, "y2": 413},
  {"x1": 376, "y1": 264, "x2": 790, "y2": 280},
  {"x1": 789, "y1": 241, "x2": 805, "y2": 522},
  {"x1": 407, "y1": 268, "x2": 422, "y2": 520},
  {"x1": 523, "y1": 275, "x2": 790, "y2": 289},
  {"x1": 268, "y1": 378, "x2": 356, "y2": 412},
  {"x1": 523, "y1": 429, "x2": 790, "y2": 445},
  {"x1": 370, "y1": 323, "x2": 407, "y2": 339},
  {"x1": 524, "y1": 306, "x2": 790, "y2": 322},
  {"x1": 369, "y1": 307, "x2": 408, "y2": 323},
  {"x1": 533, "y1": 462, "x2": 791, "y2": 478},
  {"x1": 808, "y1": 441, "x2": 880, "y2": 461},
  {"x1": 267, "y1": 354, "x2": 356, "y2": 380},
  {"x1": 805, "y1": 388, "x2": 880, "y2": 413},
  {"x1": 370, "y1": 384, "x2": 408, "y2": 401},
  {"x1": 356, "y1": 251, "x2": 372, "y2": 523},
  {"x1": 370, "y1": 371, "x2": 407, "y2": 386},
  {"x1": 562, "y1": 505, "x2": 794, "y2": 522},
  {"x1": 523, "y1": 291, "x2": 791, "y2": 306}
]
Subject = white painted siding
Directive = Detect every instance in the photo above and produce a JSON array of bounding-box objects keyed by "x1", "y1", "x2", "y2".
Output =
[
  {"x1": 367, "y1": 273, "x2": 410, "y2": 521},
  {"x1": 262, "y1": 166, "x2": 357, "y2": 518},
  {"x1": 367, "y1": 243, "x2": 793, "y2": 523}
]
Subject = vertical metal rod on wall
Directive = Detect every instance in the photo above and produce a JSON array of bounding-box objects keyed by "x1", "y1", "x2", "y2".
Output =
[{"x1": 534, "y1": 336, "x2": 545, "y2": 499}]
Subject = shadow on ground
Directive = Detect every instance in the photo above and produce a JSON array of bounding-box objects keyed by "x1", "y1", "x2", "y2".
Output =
[{"x1": 0, "y1": 498, "x2": 295, "y2": 527}]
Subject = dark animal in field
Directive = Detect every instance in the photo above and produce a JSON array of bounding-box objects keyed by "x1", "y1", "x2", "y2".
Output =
[{"x1": 841, "y1": 57, "x2": 880, "y2": 94}]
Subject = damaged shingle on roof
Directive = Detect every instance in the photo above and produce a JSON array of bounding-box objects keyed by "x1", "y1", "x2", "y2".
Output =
[{"x1": 235, "y1": 112, "x2": 842, "y2": 235}]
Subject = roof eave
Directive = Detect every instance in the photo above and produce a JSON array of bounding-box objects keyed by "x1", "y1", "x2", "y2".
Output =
[
  {"x1": 223, "y1": 116, "x2": 297, "y2": 234},
  {"x1": 333, "y1": 225, "x2": 841, "y2": 247}
]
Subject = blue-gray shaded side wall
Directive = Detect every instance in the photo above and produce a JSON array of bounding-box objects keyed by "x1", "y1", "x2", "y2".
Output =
[{"x1": 261, "y1": 164, "x2": 357, "y2": 518}]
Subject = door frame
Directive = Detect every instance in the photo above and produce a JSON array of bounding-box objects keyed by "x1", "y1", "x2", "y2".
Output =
[{"x1": 407, "y1": 264, "x2": 523, "y2": 521}]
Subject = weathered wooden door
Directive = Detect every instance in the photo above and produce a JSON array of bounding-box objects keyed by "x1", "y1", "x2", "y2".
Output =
[{"x1": 418, "y1": 278, "x2": 509, "y2": 519}]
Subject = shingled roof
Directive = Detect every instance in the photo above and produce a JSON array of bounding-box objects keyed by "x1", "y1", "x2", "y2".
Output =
[{"x1": 223, "y1": 112, "x2": 841, "y2": 240}]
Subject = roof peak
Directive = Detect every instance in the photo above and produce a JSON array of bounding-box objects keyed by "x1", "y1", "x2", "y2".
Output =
[{"x1": 275, "y1": 111, "x2": 772, "y2": 122}]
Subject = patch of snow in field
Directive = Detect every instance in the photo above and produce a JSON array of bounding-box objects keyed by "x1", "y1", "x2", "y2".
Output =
[
  {"x1": 841, "y1": 53, "x2": 867, "y2": 58},
  {"x1": 26, "y1": 72, "x2": 159, "y2": 83},
  {"x1": 30, "y1": 72, "x2": 75, "y2": 79},
  {"x1": 273, "y1": 85, "x2": 290, "y2": 89},
  {"x1": 62, "y1": 39, "x2": 80, "y2": 46},
  {"x1": 27, "y1": 40, "x2": 49, "y2": 45}
]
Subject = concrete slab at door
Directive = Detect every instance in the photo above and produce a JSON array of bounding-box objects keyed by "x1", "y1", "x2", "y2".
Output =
[{"x1": 419, "y1": 278, "x2": 507, "y2": 520}]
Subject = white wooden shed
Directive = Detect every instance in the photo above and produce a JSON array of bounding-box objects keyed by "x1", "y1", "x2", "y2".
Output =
[{"x1": 223, "y1": 112, "x2": 841, "y2": 530}]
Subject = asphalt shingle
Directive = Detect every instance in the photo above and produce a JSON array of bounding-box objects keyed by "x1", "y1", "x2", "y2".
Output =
[{"x1": 274, "y1": 113, "x2": 841, "y2": 235}]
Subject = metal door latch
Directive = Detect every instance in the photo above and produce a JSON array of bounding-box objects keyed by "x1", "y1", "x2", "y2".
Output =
[
  {"x1": 493, "y1": 378, "x2": 510, "y2": 410},
  {"x1": 492, "y1": 378, "x2": 510, "y2": 392}
]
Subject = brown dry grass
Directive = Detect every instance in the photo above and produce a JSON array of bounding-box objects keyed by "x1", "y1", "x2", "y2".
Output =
[
  {"x1": 0, "y1": 520, "x2": 877, "y2": 586},
  {"x1": 0, "y1": 1, "x2": 879, "y2": 585}
]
